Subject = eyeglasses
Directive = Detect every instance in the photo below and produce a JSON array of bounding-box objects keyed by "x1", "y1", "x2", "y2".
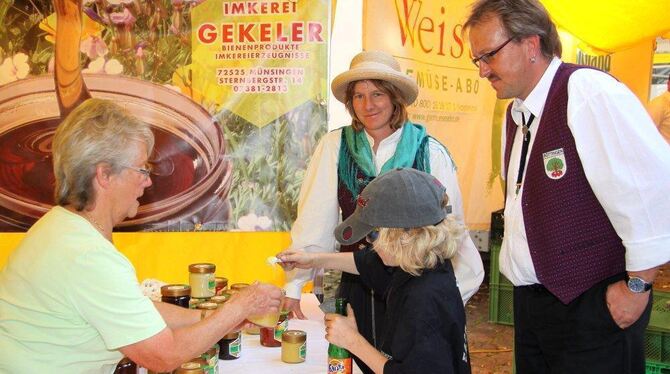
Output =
[
  {"x1": 123, "y1": 164, "x2": 152, "y2": 179},
  {"x1": 472, "y1": 38, "x2": 513, "y2": 67}
]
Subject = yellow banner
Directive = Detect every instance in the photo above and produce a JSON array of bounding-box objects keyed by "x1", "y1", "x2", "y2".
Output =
[
  {"x1": 363, "y1": 0, "x2": 502, "y2": 230},
  {"x1": 0, "y1": 232, "x2": 294, "y2": 287},
  {"x1": 560, "y1": 29, "x2": 654, "y2": 103},
  {"x1": 191, "y1": 0, "x2": 329, "y2": 127}
]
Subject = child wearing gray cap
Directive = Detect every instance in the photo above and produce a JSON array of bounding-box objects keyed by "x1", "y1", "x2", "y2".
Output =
[{"x1": 278, "y1": 168, "x2": 471, "y2": 374}]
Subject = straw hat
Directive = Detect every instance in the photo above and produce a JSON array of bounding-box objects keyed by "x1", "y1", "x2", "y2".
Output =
[{"x1": 331, "y1": 50, "x2": 419, "y2": 105}]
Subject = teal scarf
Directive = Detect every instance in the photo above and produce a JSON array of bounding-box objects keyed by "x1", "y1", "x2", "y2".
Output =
[{"x1": 339, "y1": 121, "x2": 431, "y2": 196}]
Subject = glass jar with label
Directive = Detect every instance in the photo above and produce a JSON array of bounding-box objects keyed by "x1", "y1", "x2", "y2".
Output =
[
  {"x1": 201, "y1": 345, "x2": 219, "y2": 374},
  {"x1": 281, "y1": 330, "x2": 307, "y2": 363},
  {"x1": 215, "y1": 277, "x2": 228, "y2": 295},
  {"x1": 160, "y1": 284, "x2": 191, "y2": 308},
  {"x1": 189, "y1": 263, "x2": 216, "y2": 299},
  {"x1": 218, "y1": 331, "x2": 242, "y2": 360},
  {"x1": 196, "y1": 301, "x2": 218, "y2": 321},
  {"x1": 210, "y1": 293, "x2": 231, "y2": 306},
  {"x1": 229, "y1": 283, "x2": 249, "y2": 294},
  {"x1": 173, "y1": 358, "x2": 207, "y2": 374},
  {"x1": 260, "y1": 311, "x2": 288, "y2": 347}
]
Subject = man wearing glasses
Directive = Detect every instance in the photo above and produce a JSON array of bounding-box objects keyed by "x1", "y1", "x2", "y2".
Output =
[{"x1": 464, "y1": 0, "x2": 670, "y2": 373}]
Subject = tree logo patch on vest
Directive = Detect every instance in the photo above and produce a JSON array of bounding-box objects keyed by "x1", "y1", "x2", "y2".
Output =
[{"x1": 543, "y1": 148, "x2": 567, "y2": 180}]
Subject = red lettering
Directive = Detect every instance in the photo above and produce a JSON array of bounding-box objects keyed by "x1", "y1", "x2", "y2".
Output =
[
  {"x1": 417, "y1": 17, "x2": 433, "y2": 53},
  {"x1": 395, "y1": 0, "x2": 420, "y2": 46},
  {"x1": 291, "y1": 22, "x2": 304, "y2": 42},
  {"x1": 451, "y1": 24, "x2": 464, "y2": 58},
  {"x1": 308, "y1": 22, "x2": 324, "y2": 42},
  {"x1": 221, "y1": 23, "x2": 233, "y2": 43},
  {"x1": 238, "y1": 23, "x2": 255, "y2": 42},
  {"x1": 259, "y1": 23, "x2": 272, "y2": 42},
  {"x1": 437, "y1": 6, "x2": 446, "y2": 56},
  {"x1": 197, "y1": 23, "x2": 217, "y2": 44},
  {"x1": 276, "y1": 22, "x2": 288, "y2": 42}
]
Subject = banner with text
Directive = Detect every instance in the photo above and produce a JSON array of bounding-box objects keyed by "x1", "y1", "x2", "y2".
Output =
[
  {"x1": 0, "y1": 0, "x2": 329, "y2": 232},
  {"x1": 363, "y1": 0, "x2": 502, "y2": 230}
]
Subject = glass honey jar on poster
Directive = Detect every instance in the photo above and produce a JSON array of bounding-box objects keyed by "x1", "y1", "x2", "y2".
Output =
[{"x1": 188, "y1": 263, "x2": 216, "y2": 299}]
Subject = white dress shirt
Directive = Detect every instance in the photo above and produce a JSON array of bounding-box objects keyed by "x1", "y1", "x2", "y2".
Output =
[
  {"x1": 500, "y1": 57, "x2": 670, "y2": 286},
  {"x1": 284, "y1": 126, "x2": 484, "y2": 303}
]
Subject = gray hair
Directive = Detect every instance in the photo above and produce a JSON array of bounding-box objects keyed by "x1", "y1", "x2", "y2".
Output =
[
  {"x1": 463, "y1": 0, "x2": 562, "y2": 59},
  {"x1": 52, "y1": 98, "x2": 154, "y2": 210}
]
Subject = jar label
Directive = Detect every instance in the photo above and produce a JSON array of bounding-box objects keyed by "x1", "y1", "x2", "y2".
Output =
[
  {"x1": 229, "y1": 337, "x2": 241, "y2": 358},
  {"x1": 274, "y1": 319, "x2": 288, "y2": 342},
  {"x1": 205, "y1": 356, "x2": 218, "y2": 374},
  {"x1": 299, "y1": 342, "x2": 306, "y2": 359},
  {"x1": 328, "y1": 357, "x2": 352, "y2": 374}
]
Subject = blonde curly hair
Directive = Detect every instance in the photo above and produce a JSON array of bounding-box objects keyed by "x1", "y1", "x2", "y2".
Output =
[{"x1": 372, "y1": 198, "x2": 464, "y2": 276}]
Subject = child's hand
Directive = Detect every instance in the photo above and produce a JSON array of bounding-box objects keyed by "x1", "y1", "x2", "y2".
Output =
[
  {"x1": 276, "y1": 249, "x2": 318, "y2": 271},
  {"x1": 325, "y1": 304, "x2": 359, "y2": 351}
]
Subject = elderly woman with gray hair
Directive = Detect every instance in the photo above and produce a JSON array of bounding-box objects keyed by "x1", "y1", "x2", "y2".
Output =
[{"x1": 0, "y1": 98, "x2": 283, "y2": 373}]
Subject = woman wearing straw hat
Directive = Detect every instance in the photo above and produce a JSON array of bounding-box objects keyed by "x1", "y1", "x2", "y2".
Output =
[{"x1": 280, "y1": 50, "x2": 483, "y2": 373}]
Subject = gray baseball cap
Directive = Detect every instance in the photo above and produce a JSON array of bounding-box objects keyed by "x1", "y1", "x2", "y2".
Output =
[{"x1": 334, "y1": 168, "x2": 447, "y2": 245}]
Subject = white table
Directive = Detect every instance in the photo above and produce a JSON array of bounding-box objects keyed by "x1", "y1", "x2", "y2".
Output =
[{"x1": 217, "y1": 293, "x2": 362, "y2": 373}]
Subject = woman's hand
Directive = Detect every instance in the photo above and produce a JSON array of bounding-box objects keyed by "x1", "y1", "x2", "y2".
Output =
[
  {"x1": 276, "y1": 249, "x2": 319, "y2": 271},
  {"x1": 233, "y1": 282, "x2": 283, "y2": 318},
  {"x1": 283, "y1": 297, "x2": 307, "y2": 319},
  {"x1": 324, "y1": 304, "x2": 360, "y2": 351}
]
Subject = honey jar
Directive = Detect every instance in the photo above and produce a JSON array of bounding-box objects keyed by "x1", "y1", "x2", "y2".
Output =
[
  {"x1": 173, "y1": 358, "x2": 207, "y2": 373},
  {"x1": 229, "y1": 283, "x2": 249, "y2": 294},
  {"x1": 215, "y1": 277, "x2": 228, "y2": 295},
  {"x1": 188, "y1": 263, "x2": 216, "y2": 299},
  {"x1": 160, "y1": 284, "x2": 191, "y2": 308},
  {"x1": 210, "y1": 293, "x2": 231, "y2": 305},
  {"x1": 281, "y1": 330, "x2": 306, "y2": 363},
  {"x1": 260, "y1": 311, "x2": 288, "y2": 347},
  {"x1": 218, "y1": 331, "x2": 242, "y2": 360}
]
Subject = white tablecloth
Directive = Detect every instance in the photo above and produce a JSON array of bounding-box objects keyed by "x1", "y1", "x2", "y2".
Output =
[{"x1": 217, "y1": 293, "x2": 362, "y2": 373}]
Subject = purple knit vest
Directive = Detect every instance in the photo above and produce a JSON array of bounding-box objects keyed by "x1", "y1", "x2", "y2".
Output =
[{"x1": 504, "y1": 63, "x2": 625, "y2": 304}]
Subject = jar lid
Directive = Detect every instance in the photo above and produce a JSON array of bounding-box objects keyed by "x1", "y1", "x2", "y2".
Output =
[
  {"x1": 282, "y1": 330, "x2": 306, "y2": 343},
  {"x1": 161, "y1": 284, "x2": 191, "y2": 297},
  {"x1": 215, "y1": 277, "x2": 228, "y2": 287},
  {"x1": 210, "y1": 294, "x2": 231, "y2": 304},
  {"x1": 230, "y1": 283, "x2": 249, "y2": 291},
  {"x1": 188, "y1": 263, "x2": 216, "y2": 273},
  {"x1": 223, "y1": 330, "x2": 241, "y2": 339},
  {"x1": 173, "y1": 359, "x2": 205, "y2": 374},
  {"x1": 196, "y1": 302, "x2": 219, "y2": 310}
]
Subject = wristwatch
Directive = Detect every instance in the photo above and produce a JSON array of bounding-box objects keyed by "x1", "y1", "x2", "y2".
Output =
[{"x1": 625, "y1": 274, "x2": 652, "y2": 293}]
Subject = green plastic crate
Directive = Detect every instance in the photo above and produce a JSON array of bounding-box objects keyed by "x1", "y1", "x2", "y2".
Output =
[
  {"x1": 645, "y1": 325, "x2": 670, "y2": 364},
  {"x1": 489, "y1": 283, "x2": 514, "y2": 325},
  {"x1": 489, "y1": 242, "x2": 512, "y2": 287},
  {"x1": 646, "y1": 360, "x2": 670, "y2": 374},
  {"x1": 650, "y1": 290, "x2": 670, "y2": 332}
]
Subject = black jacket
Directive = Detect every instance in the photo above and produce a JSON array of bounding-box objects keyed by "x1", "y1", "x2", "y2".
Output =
[{"x1": 354, "y1": 249, "x2": 471, "y2": 374}]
